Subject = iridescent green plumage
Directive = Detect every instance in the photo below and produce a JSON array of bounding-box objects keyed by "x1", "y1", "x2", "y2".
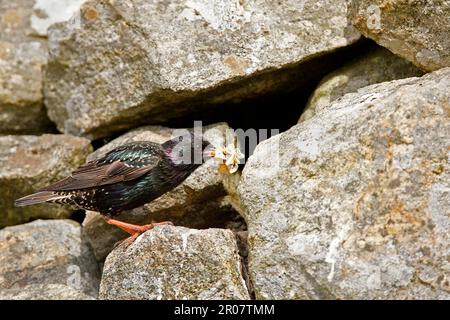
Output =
[{"x1": 15, "y1": 135, "x2": 210, "y2": 217}]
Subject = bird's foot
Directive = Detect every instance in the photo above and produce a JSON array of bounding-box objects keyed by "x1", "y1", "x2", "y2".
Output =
[{"x1": 105, "y1": 218, "x2": 174, "y2": 249}]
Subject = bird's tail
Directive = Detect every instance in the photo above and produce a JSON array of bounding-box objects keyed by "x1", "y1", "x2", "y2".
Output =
[{"x1": 15, "y1": 191, "x2": 65, "y2": 207}]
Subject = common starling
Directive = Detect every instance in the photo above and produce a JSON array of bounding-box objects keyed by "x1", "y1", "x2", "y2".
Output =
[{"x1": 15, "y1": 132, "x2": 215, "y2": 246}]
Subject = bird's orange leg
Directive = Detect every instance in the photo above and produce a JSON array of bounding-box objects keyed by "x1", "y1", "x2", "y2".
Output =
[{"x1": 104, "y1": 218, "x2": 173, "y2": 248}]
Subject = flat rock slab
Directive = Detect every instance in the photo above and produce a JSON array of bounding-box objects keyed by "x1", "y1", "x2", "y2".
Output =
[
  {"x1": 238, "y1": 68, "x2": 450, "y2": 299},
  {"x1": 99, "y1": 225, "x2": 250, "y2": 300},
  {"x1": 0, "y1": 134, "x2": 92, "y2": 227},
  {"x1": 350, "y1": 0, "x2": 450, "y2": 71},
  {"x1": 82, "y1": 123, "x2": 243, "y2": 261},
  {"x1": 0, "y1": 220, "x2": 100, "y2": 299},
  {"x1": 45, "y1": 0, "x2": 360, "y2": 138}
]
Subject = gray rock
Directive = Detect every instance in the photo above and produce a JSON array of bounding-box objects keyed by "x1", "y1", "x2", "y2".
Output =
[
  {"x1": 0, "y1": 0, "x2": 50, "y2": 134},
  {"x1": 99, "y1": 225, "x2": 250, "y2": 300},
  {"x1": 350, "y1": 0, "x2": 450, "y2": 71},
  {"x1": 238, "y1": 68, "x2": 450, "y2": 299},
  {"x1": 299, "y1": 47, "x2": 423, "y2": 122},
  {"x1": 0, "y1": 0, "x2": 87, "y2": 134},
  {"x1": 45, "y1": 0, "x2": 360, "y2": 138},
  {"x1": 0, "y1": 220, "x2": 100, "y2": 298},
  {"x1": 0, "y1": 134, "x2": 92, "y2": 227},
  {"x1": 82, "y1": 123, "x2": 243, "y2": 261},
  {"x1": 29, "y1": 0, "x2": 87, "y2": 37},
  {"x1": 0, "y1": 284, "x2": 95, "y2": 300}
]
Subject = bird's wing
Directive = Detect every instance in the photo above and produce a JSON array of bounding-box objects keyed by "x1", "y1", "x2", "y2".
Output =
[{"x1": 41, "y1": 142, "x2": 164, "y2": 191}]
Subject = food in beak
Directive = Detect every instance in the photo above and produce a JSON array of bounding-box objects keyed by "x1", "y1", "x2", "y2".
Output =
[{"x1": 209, "y1": 137, "x2": 244, "y2": 174}]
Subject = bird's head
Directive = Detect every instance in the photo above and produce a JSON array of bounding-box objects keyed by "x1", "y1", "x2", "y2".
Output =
[
  {"x1": 162, "y1": 132, "x2": 212, "y2": 168},
  {"x1": 162, "y1": 131, "x2": 244, "y2": 175}
]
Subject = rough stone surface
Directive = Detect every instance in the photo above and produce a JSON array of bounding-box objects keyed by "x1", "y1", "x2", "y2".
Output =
[
  {"x1": 299, "y1": 46, "x2": 423, "y2": 122},
  {"x1": 45, "y1": 0, "x2": 360, "y2": 138},
  {"x1": 0, "y1": 284, "x2": 95, "y2": 300},
  {"x1": 0, "y1": 0, "x2": 87, "y2": 134},
  {"x1": 30, "y1": 0, "x2": 87, "y2": 36},
  {"x1": 82, "y1": 123, "x2": 244, "y2": 261},
  {"x1": 0, "y1": 220, "x2": 100, "y2": 298},
  {"x1": 0, "y1": 134, "x2": 92, "y2": 227},
  {"x1": 238, "y1": 68, "x2": 450, "y2": 299},
  {"x1": 0, "y1": 0, "x2": 50, "y2": 134},
  {"x1": 350, "y1": 0, "x2": 450, "y2": 72},
  {"x1": 99, "y1": 225, "x2": 250, "y2": 300}
]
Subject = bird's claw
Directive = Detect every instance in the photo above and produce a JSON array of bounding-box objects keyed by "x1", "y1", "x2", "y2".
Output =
[{"x1": 112, "y1": 220, "x2": 174, "y2": 251}]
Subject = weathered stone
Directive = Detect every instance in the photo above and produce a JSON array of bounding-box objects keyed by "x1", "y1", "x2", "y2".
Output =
[
  {"x1": 99, "y1": 225, "x2": 249, "y2": 300},
  {"x1": 0, "y1": 0, "x2": 86, "y2": 134},
  {"x1": 238, "y1": 68, "x2": 450, "y2": 299},
  {"x1": 0, "y1": 284, "x2": 95, "y2": 300},
  {"x1": 0, "y1": 134, "x2": 92, "y2": 227},
  {"x1": 299, "y1": 46, "x2": 423, "y2": 122},
  {"x1": 0, "y1": 220, "x2": 100, "y2": 298},
  {"x1": 350, "y1": 0, "x2": 450, "y2": 72},
  {"x1": 29, "y1": 0, "x2": 87, "y2": 36},
  {"x1": 45, "y1": 0, "x2": 360, "y2": 138},
  {"x1": 82, "y1": 123, "x2": 244, "y2": 261},
  {"x1": 0, "y1": 0, "x2": 49, "y2": 134}
]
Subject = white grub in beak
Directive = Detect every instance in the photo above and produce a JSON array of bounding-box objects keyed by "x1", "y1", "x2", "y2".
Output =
[{"x1": 209, "y1": 137, "x2": 244, "y2": 174}]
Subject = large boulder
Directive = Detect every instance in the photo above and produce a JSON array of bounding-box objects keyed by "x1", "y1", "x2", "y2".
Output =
[
  {"x1": 0, "y1": 0, "x2": 86, "y2": 134},
  {"x1": 0, "y1": 134, "x2": 92, "y2": 227},
  {"x1": 238, "y1": 68, "x2": 450, "y2": 299},
  {"x1": 82, "y1": 123, "x2": 244, "y2": 261},
  {"x1": 299, "y1": 46, "x2": 423, "y2": 122},
  {"x1": 0, "y1": 220, "x2": 100, "y2": 299},
  {"x1": 350, "y1": 0, "x2": 450, "y2": 71},
  {"x1": 99, "y1": 225, "x2": 250, "y2": 300},
  {"x1": 45, "y1": 0, "x2": 360, "y2": 138}
]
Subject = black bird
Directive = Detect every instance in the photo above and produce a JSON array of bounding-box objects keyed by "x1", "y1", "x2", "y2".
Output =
[{"x1": 15, "y1": 132, "x2": 213, "y2": 245}]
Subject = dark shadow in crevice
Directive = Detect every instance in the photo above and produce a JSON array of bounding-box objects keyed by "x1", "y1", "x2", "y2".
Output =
[
  {"x1": 163, "y1": 38, "x2": 374, "y2": 134},
  {"x1": 70, "y1": 209, "x2": 86, "y2": 224},
  {"x1": 234, "y1": 230, "x2": 255, "y2": 299},
  {"x1": 90, "y1": 38, "x2": 375, "y2": 153}
]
